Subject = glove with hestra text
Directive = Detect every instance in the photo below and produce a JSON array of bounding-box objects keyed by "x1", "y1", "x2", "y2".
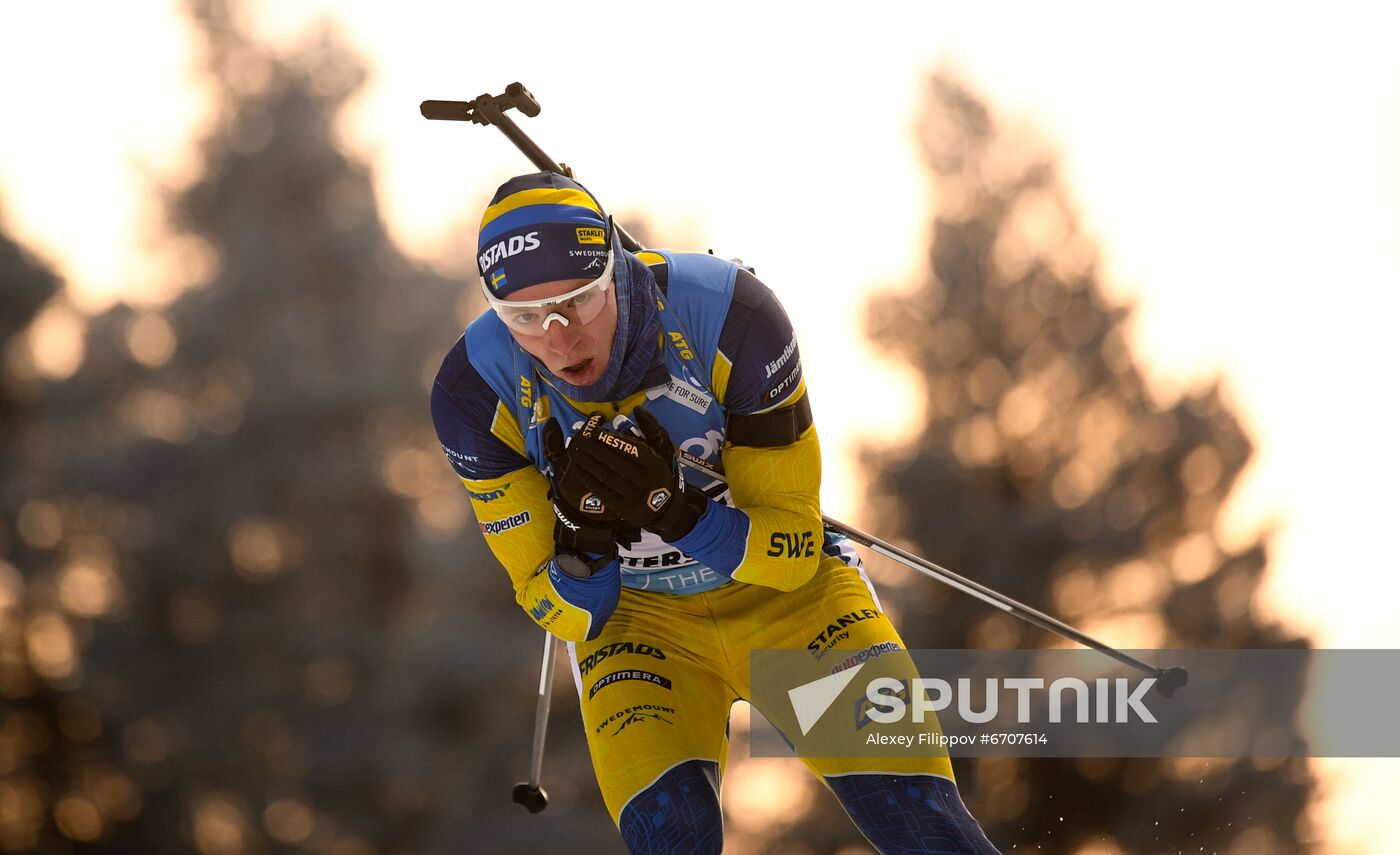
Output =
[
  {"x1": 541, "y1": 416, "x2": 638, "y2": 569},
  {"x1": 568, "y1": 408, "x2": 708, "y2": 542}
]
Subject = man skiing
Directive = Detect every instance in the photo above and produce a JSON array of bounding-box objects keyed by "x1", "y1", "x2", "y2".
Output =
[{"x1": 431, "y1": 171, "x2": 999, "y2": 854}]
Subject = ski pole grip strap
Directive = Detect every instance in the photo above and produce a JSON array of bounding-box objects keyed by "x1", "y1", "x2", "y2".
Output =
[{"x1": 724, "y1": 394, "x2": 813, "y2": 448}]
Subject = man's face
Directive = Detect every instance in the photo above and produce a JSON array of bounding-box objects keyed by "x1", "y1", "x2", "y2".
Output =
[{"x1": 503, "y1": 277, "x2": 619, "y2": 386}]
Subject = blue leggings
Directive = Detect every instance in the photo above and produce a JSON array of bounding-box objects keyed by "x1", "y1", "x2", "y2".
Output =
[
  {"x1": 619, "y1": 760, "x2": 724, "y2": 855},
  {"x1": 618, "y1": 762, "x2": 998, "y2": 854},
  {"x1": 826, "y1": 772, "x2": 1000, "y2": 854}
]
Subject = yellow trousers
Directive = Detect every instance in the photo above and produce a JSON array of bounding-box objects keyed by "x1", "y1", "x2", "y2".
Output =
[{"x1": 567, "y1": 553, "x2": 957, "y2": 822}]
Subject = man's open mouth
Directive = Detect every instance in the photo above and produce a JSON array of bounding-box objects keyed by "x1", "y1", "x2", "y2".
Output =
[{"x1": 560, "y1": 357, "x2": 593, "y2": 379}]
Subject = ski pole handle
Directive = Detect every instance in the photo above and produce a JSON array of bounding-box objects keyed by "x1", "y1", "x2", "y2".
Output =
[
  {"x1": 422, "y1": 83, "x2": 565, "y2": 176},
  {"x1": 420, "y1": 82, "x2": 646, "y2": 253}
]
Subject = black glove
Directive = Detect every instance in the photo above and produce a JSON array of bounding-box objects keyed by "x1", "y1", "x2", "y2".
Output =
[
  {"x1": 569, "y1": 408, "x2": 708, "y2": 541},
  {"x1": 541, "y1": 416, "x2": 637, "y2": 561}
]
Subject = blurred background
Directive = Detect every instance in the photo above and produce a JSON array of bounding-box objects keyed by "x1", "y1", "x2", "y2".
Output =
[{"x1": 1, "y1": 1, "x2": 1397, "y2": 853}]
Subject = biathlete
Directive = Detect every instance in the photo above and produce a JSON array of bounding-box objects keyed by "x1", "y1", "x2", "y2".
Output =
[{"x1": 431, "y1": 171, "x2": 999, "y2": 855}]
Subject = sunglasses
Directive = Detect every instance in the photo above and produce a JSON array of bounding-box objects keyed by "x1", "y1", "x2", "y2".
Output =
[{"x1": 480, "y1": 248, "x2": 615, "y2": 338}]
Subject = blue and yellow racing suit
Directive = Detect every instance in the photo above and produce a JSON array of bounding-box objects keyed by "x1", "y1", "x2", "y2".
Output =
[{"x1": 432, "y1": 251, "x2": 997, "y2": 854}]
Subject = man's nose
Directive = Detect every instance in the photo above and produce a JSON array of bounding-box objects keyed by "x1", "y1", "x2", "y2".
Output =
[{"x1": 542, "y1": 314, "x2": 579, "y2": 352}]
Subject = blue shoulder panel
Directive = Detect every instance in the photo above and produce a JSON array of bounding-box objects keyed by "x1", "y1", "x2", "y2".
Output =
[
  {"x1": 429, "y1": 331, "x2": 529, "y2": 481},
  {"x1": 656, "y1": 251, "x2": 739, "y2": 394},
  {"x1": 463, "y1": 310, "x2": 519, "y2": 406},
  {"x1": 463, "y1": 311, "x2": 541, "y2": 465}
]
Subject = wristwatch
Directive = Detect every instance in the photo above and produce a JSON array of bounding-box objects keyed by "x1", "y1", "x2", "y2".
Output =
[{"x1": 554, "y1": 549, "x2": 609, "y2": 578}]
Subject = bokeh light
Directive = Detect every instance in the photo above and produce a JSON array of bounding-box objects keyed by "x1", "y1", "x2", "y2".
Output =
[{"x1": 0, "y1": 1, "x2": 1395, "y2": 852}]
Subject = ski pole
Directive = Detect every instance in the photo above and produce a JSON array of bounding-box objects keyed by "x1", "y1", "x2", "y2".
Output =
[
  {"x1": 825, "y1": 516, "x2": 1188, "y2": 696},
  {"x1": 511, "y1": 631, "x2": 555, "y2": 813},
  {"x1": 420, "y1": 83, "x2": 645, "y2": 253},
  {"x1": 669, "y1": 449, "x2": 1187, "y2": 697}
]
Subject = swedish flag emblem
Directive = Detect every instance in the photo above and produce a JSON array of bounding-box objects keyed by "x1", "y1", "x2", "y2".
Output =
[{"x1": 490, "y1": 270, "x2": 508, "y2": 292}]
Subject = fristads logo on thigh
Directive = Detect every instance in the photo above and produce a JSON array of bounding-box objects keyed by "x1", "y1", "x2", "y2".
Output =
[{"x1": 578, "y1": 641, "x2": 667, "y2": 677}]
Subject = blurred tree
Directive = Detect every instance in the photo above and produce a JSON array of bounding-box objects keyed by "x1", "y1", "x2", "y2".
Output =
[
  {"x1": 0, "y1": 217, "x2": 76, "y2": 854},
  {"x1": 1, "y1": 2, "x2": 620, "y2": 852},
  {"x1": 767, "y1": 72, "x2": 1314, "y2": 854}
]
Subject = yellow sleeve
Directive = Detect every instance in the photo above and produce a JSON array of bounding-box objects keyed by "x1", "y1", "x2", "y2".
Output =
[
  {"x1": 719, "y1": 420, "x2": 824, "y2": 591},
  {"x1": 462, "y1": 465, "x2": 598, "y2": 641}
]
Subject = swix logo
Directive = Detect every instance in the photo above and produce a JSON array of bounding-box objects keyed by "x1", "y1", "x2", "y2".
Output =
[
  {"x1": 768, "y1": 530, "x2": 816, "y2": 558},
  {"x1": 678, "y1": 430, "x2": 724, "y2": 460},
  {"x1": 554, "y1": 504, "x2": 581, "y2": 531},
  {"x1": 479, "y1": 231, "x2": 540, "y2": 274}
]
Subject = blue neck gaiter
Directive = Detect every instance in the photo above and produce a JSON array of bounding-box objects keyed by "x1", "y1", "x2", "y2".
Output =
[{"x1": 534, "y1": 237, "x2": 666, "y2": 402}]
